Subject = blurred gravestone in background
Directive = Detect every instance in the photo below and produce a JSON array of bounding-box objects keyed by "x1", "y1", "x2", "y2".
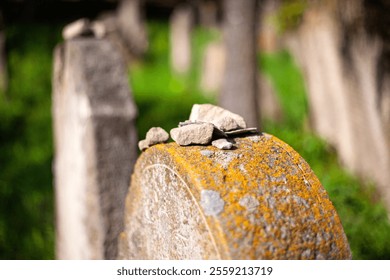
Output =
[
  {"x1": 0, "y1": 10, "x2": 7, "y2": 93},
  {"x1": 285, "y1": 0, "x2": 390, "y2": 211},
  {"x1": 117, "y1": 0, "x2": 149, "y2": 57},
  {"x1": 200, "y1": 41, "x2": 225, "y2": 94},
  {"x1": 220, "y1": 0, "x2": 259, "y2": 128},
  {"x1": 170, "y1": 4, "x2": 194, "y2": 74},
  {"x1": 52, "y1": 37, "x2": 138, "y2": 259}
]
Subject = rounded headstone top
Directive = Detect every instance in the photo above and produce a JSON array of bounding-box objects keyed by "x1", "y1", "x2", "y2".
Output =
[{"x1": 119, "y1": 133, "x2": 351, "y2": 259}]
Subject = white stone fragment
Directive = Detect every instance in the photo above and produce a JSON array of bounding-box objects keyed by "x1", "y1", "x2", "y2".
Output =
[
  {"x1": 225, "y1": 127, "x2": 258, "y2": 136},
  {"x1": 211, "y1": 139, "x2": 233, "y2": 150},
  {"x1": 138, "y1": 139, "x2": 149, "y2": 151},
  {"x1": 170, "y1": 123, "x2": 214, "y2": 146},
  {"x1": 91, "y1": 21, "x2": 107, "y2": 39},
  {"x1": 189, "y1": 104, "x2": 247, "y2": 131},
  {"x1": 138, "y1": 127, "x2": 169, "y2": 151},
  {"x1": 62, "y1": 18, "x2": 92, "y2": 40},
  {"x1": 146, "y1": 127, "x2": 169, "y2": 145}
]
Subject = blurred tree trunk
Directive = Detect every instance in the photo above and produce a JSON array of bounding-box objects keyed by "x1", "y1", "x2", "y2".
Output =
[
  {"x1": 220, "y1": 0, "x2": 260, "y2": 128},
  {"x1": 0, "y1": 10, "x2": 7, "y2": 93}
]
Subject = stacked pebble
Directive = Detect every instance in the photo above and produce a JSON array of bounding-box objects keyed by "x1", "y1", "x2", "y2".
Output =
[{"x1": 138, "y1": 104, "x2": 258, "y2": 151}]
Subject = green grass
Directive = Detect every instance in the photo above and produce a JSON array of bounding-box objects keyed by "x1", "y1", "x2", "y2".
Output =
[
  {"x1": 0, "y1": 24, "x2": 61, "y2": 259},
  {"x1": 1, "y1": 21, "x2": 390, "y2": 260}
]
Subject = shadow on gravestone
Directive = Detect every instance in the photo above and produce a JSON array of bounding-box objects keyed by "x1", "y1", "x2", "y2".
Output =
[
  {"x1": 118, "y1": 133, "x2": 352, "y2": 259},
  {"x1": 52, "y1": 38, "x2": 138, "y2": 259}
]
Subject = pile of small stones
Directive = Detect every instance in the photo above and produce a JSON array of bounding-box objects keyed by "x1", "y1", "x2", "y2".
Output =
[{"x1": 138, "y1": 104, "x2": 258, "y2": 151}]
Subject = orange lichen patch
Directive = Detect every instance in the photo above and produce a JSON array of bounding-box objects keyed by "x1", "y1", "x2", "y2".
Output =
[{"x1": 122, "y1": 133, "x2": 352, "y2": 260}]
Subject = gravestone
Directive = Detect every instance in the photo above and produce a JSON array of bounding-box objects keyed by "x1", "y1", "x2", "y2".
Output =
[
  {"x1": 170, "y1": 4, "x2": 194, "y2": 74},
  {"x1": 200, "y1": 41, "x2": 225, "y2": 94},
  {"x1": 52, "y1": 38, "x2": 138, "y2": 259},
  {"x1": 117, "y1": 0, "x2": 148, "y2": 56},
  {"x1": 118, "y1": 133, "x2": 351, "y2": 259}
]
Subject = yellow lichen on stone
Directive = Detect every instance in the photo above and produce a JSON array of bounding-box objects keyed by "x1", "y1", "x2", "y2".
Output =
[{"x1": 120, "y1": 133, "x2": 352, "y2": 260}]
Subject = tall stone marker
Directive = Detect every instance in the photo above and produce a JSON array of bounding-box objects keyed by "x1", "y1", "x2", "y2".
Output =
[
  {"x1": 52, "y1": 38, "x2": 138, "y2": 259},
  {"x1": 119, "y1": 134, "x2": 351, "y2": 259},
  {"x1": 170, "y1": 4, "x2": 194, "y2": 74}
]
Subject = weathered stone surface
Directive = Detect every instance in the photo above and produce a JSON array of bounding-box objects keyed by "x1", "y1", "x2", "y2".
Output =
[
  {"x1": 119, "y1": 134, "x2": 351, "y2": 259},
  {"x1": 189, "y1": 104, "x2": 247, "y2": 131},
  {"x1": 211, "y1": 138, "x2": 233, "y2": 150},
  {"x1": 170, "y1": 123, "x2": 214, "y2": 146},
  {"x1": 62, "y1": 18, "x2": 93, "y2": 40},
  {"x1": 138, "y1": 127, "x2": 169, "y2": 150},
  {"x1": 53, "y1": 38, "x2": 138, "y2": 259}
]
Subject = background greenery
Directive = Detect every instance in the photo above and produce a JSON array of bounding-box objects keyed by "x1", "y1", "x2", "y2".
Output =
[{"x1": 1, "y1": 21, "x2": 389, "y2": 259}]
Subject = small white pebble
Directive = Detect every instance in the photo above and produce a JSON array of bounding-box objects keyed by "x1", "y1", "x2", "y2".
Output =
[{"x1": 212, "y1": 139, "x2": 233, "y2": 150}]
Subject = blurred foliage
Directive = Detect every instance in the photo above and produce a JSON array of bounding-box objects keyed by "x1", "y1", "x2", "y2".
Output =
[
  {"x1": 1, "y1": 19, "x2": 390, "y2": 260},
  {"x1": 0, "y1": 24, "x2": 61, "y2": 259}
]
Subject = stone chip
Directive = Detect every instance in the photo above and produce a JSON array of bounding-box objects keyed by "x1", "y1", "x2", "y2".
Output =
[
  {"x1": 212, "y1": 139, "x2": 234, "y2": 150},
  {"x1": 138, "y1": 139, "x2": 149, "y2": 151},
  {"x1": 189, "y1": 104, "x2": 247, "y2": 131},
  {"x1": 62, "y1": 18, "x2": 93, "y2": 40},
  {"x1": 146, "y1": 127, "x2": 170, "y2": 145},
  {"x1": 138, "y1": 127, "x2": 169, "y2": 151},
  {"x1": 170, "y1": 122, "x2": 214, "y2": 146},
  {"x1": 225, "y1": 127, "x2": 258, "y2": 136}
]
